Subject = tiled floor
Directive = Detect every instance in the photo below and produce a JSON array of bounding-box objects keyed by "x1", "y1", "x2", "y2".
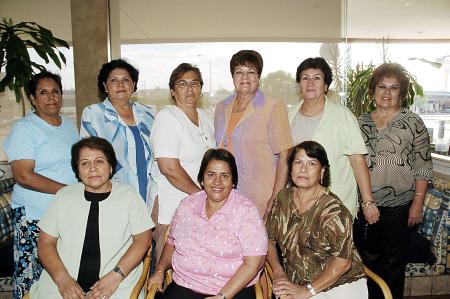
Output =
[
  {"x1": 406, "y1": 296, "x2": 450, "y2": 299},
  {"x1": 405, "y1": 275, "x2": 450, "y2": 296}
]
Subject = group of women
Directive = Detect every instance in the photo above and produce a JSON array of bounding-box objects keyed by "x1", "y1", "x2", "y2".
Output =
[{"x1": 3, "y1": 48, "x2": 432, "y2": 299}]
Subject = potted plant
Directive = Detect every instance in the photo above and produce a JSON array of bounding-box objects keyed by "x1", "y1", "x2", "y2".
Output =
[{"x1": 0, "y1": 17, "x2": 69, "y2": 115}]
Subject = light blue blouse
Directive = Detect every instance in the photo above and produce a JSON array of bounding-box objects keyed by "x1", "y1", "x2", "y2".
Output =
[
  {"x1": 80, "y1": 99, "x2": 154, "y2": 202},
  {"x1": 3, "y1": 113, "x2": 79, "y2": 220}
]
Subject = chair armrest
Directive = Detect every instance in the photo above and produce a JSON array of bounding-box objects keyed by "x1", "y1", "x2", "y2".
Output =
[
  {"x1": 146, "y1": 283, "x2": 159, "y2": 299},
  {"x1": 364, "y1": 265, "x2": 393, "y2": 299},
  {"x1": 130, "y1": 245, "x2": 153, "y2": 299}
]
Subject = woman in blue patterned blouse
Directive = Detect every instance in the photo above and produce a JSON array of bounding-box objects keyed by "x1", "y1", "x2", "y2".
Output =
[{"x1": 80, "y1": 59, "x2": 154, "y2": 203}]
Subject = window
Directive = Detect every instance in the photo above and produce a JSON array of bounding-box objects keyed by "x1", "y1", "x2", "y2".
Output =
[{"x1": 121, "y1": 42, "x2": 327, "y2": 114}]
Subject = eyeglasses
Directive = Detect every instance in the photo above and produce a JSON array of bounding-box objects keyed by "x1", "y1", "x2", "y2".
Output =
[{"x1": 175, "y1": 80, "x2": 202, "y2": 89}]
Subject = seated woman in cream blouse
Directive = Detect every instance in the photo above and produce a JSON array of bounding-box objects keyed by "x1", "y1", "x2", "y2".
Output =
[{"x1": 30, "y1": 137, "x2": 153, "y2": 299}]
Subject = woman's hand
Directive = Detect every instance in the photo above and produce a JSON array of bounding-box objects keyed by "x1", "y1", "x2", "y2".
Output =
[
  {"x1": 147, "y1": 270, "x2": 165, "y2": 292},
  {"x1": 87, "y1": 271, "x2": 122, "y2": 299},
  {"x1": 55, "y1": 274, "x2": 85, "y2": 299},
  {"x1": 362, "y1": 202, "x2": 380, "y2": 224},
  {"x1": 408, "y1": 201, "x2": 423, "y2": 227},
  {"x1": 39, "y1": 232, "x2": 84, "y2": 299},
  {"x1": 408, "y1": 181, "x2": 427, "y2": 227},
  {"x1": 272, "y1": 267, "x2": 289, "y2": 284},
  {"x1": 273, "y1": 279, "x2": 311, "y2": 299}
]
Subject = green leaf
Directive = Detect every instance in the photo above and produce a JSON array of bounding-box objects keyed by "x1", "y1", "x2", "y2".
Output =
[
  {"x1": 57, "y1": 51, "x2": 67, "y2": 64},
  {"x1": 30, "y1": 44, "x2": 50, "y2": 64},
  {"x1": 54, "y1": 37, "x2": 69, "y2": 48},
  {"x1": 0, "y1": 18, "x2": 69, "y2": 96},
  {"x1": 46, "y1": 49, "x2": 62, "y2": 69},
  {"x1": 12, "y1": 81, "x2": 21, "y2": 102},
  {"x1": 30, "y1": 61, "x2": 46, "y2": 72}
]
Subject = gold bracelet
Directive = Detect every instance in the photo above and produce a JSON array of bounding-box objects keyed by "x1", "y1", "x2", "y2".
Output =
[
  {"x1": 361, "y1": 201, "x2": 375, "y2": 208},
  {"x1": 414, "y1": 192, "x2": 424, "y2": 197}
]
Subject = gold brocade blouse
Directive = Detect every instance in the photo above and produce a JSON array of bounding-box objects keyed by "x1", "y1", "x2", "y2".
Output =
[{"x1": 266, "y1": 188, "x2": 365, "y2": 290}]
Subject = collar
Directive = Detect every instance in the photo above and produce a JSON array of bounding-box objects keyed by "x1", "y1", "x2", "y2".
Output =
[
  {"x1": 103, "y1": 98, "x2": 143, "y2": 125},
  {"x1": 288, "y1": 96, "x2": 331, "y2": 124},
  {"x1": 84, "y1": 189, "x2": 110, "y2": 203},
  {"x1": 193, "y1": 189, "x2": 238, "y2": 219},
  {"x1": 361, "y1": 107, "x2": 410, "y2": 125},
  {"x1": 222, "y1": 88, "x2": 266, "y2": 108},
  {"x1": 103, "y1": 98, "x2": 120, "y2": 122}
]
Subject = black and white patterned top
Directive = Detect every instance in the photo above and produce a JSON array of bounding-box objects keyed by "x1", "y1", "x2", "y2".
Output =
[{"x1": 358, "y1": 109, "x2": 433, "y2": 207}]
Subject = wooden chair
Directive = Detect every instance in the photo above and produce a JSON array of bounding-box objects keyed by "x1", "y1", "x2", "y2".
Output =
[
  {"x1": 265, "y1": 263, "x2": 393, "y2": 299},
  {"x1": 21, "y1": 245, "x2": 153, "y2": 299},
  {"x1": 363, "y1": 265, "x2": 393, "y2": 299},
  {"x1": 146, "y1": 226, "x2": 263, "y2": 299},
  {"x1": 264, "y1": 262, "x2": 274, "y2": 296},
  {"x1": 146, "y1": 265, "x2": 264, "y2": 299},
  {"x1": 130, "y1": 244, "x2": 153, "y2": 299}
]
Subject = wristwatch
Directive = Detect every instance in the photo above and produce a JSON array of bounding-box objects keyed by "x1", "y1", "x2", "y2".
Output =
[
  {"x1": 113, "y1": 266, "x2": 125, "y2": 279},
  {"x1": 306, "y1": 283, "x2": 317, "y2": 296}
]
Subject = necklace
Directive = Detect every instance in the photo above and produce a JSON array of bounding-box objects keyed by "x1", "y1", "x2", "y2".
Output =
[
  {"x1": 372, "y1": 108, "x2": 400, "y2": 129},
  {"x1": 300, "y1": 104, "x2": 324, "y2": 118},
  {"x1": 198, "y1": 117, "x2": 211, "y2": 150},
  {"x1": 294, "y1": 184, "x2": 324, "y2": 213}
]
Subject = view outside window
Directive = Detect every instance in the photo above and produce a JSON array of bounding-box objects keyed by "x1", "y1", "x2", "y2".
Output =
[
  {"x1": 122, "y1": 41, "x2": 450, "y2": 157},
  {"x1": 121, "y1": 42, "x2": 326, "y2": 116}
]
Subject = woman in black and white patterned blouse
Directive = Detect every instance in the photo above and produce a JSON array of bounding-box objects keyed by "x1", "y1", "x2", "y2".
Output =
[{"x1": 356, "y1": 63, "x2": 433, "y2": 299}]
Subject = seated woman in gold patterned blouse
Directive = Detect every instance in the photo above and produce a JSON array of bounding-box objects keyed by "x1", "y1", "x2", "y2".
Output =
[{"x1": 266, "y1": 141, "x2": 367, "y2": 299}]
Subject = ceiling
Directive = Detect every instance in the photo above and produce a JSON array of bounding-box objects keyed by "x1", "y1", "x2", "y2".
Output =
[
  {"x1": 347, "y1": 0, "x2": 450, "y2": 40},
  {"x1": 1, "y1": 0, "x2": 450, "y2": 42}
]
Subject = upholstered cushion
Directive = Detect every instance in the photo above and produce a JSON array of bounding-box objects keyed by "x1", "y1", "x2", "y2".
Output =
[{"x1": 406, "y1": 184, "x2": 449, "y2": 276}]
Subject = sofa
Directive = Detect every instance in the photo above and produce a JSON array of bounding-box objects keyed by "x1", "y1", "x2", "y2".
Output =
[{"x1": 404, "y1": 175, "x2": 450, "y2": 296}]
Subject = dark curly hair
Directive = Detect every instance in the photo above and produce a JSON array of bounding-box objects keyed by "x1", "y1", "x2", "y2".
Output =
[
  {"x1": 168, "y1": 63, "x2": 204, "y2": 100},
  {"x1": 97, "y1": 59, "x2": 139, "y2": 99},
  {"x1": 197, "y1": 149, "x2": 238, "y2": 189},
  {"x1": 28, "y1": 71, "x2": 63, "y2": 108},
  {"x1": 296, "y1": 57, "x2": 333, "y2": 93},
  {"x1": 287, "y1": 141, "x2": 331, "y2": 188},
  {"x1": 229, "y1": 50, "x2": 263, "y2": 77},
  {"x1": 71, "y1": 137, "x2": 117, "y2": 182},
  {"x1": 368, "y1": 63, "x2": 410, "y2": 100}
]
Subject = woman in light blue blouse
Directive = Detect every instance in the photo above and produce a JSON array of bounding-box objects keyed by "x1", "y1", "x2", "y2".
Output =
[
  {"x1": 80, "y1": 59, "x2": 154, "y2": 203},
  {"x1": 3, "y1": 71, "x2": 79, "y2": 298}
]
